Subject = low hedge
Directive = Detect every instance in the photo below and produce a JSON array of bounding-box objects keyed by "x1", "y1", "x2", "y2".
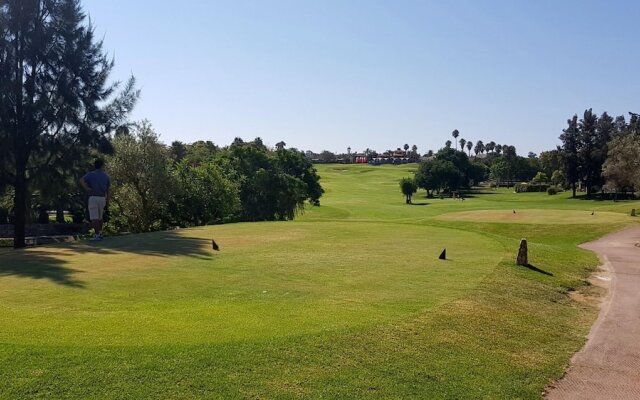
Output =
[{"x1": 514, "y1": 183, "x2": 550, "y2": 193}]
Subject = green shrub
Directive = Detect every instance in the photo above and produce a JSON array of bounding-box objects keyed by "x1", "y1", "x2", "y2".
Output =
[
  {"x1": 547, "y1": 187, "x2": 558, "y2": 195},
  {"x1": 514, "y1": 182, "x2": 528, "y2": 193},
  {"x1": 532, "y1": 172, "x2": 548, "y2": 183},
  {"x1": 515, "y1": 183, "x2": 550, "y2": 193}
]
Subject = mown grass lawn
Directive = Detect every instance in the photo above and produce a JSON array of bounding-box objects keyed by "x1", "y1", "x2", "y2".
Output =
[{"x1": 1, "y1": 164, "x2": 639, "y2": 399}]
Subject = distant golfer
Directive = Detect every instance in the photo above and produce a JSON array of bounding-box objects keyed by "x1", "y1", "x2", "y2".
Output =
[{"x1": 79, "y1": 159, "x2": 110, "y2": 241}]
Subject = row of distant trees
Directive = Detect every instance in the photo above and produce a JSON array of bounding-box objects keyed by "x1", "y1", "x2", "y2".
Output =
[
  {"x1": 0, "y1": 121, "x2": 323, "y2": 237},
  {"x1": 408, "y1": 144, "x2": 536, "y2": 197},
  {"x1": 310, "y1": 134, "x2": 524, "y2": 166},
  {"x1": 558, "y1": 109, "x2": 640, "y2": 197},
  {"x1": 106, "y1": 124, "x2": 322, "y2": 233},
  {"x1": 306, "y1": 143, "x2": 421, "y2": 163},
  {"x1": 449, "y1": 129, "x2": 501, "y2": 157},
  {"x1": 446, "y1": 112, "x2": 640, "y2": 198},
  {"x1": 400, "y1": 111, "x2": 640, "y2": 201}
]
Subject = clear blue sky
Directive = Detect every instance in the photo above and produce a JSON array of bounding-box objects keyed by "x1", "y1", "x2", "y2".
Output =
[{"x1": 83, "y1": 0, "x2": 639, "y2": 155}]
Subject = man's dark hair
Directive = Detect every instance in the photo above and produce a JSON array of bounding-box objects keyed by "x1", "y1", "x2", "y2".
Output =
[{"x1": 94, "y1": 159, "x2": 105, "y2": 169}]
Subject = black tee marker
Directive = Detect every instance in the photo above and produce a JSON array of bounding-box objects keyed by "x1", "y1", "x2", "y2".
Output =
[
  {"x1": 212, "y1": 239, "x2": 220, "y2": 251},
  {"x1": 439, "y1": 248, "x2": 446, "y2": 260}
]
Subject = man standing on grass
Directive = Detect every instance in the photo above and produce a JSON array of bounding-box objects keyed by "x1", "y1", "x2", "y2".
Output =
[{"x1": 79, "y1": 159, "x2": 111, "y2": 241}]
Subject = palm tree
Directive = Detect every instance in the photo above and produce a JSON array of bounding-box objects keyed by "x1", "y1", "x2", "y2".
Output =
[
  {"x1": 476, "y1": 140, "x2": 485, "y2": 155},
  {"x1": 486, "y1": 141, "x2": 496, "y2": 153},
  {"x1": 411, "y1": 144, "x2": 418, "y2": 154},
  {"x1": 445, "y1": 140, "x2": 452, "y2": 148},
  {"x1": 452, "y1": 129, "x2": 460, "y2": 150},
  {"x1": 495, "y1": 144, "x2": 503, "y2": 155},
  {"x1": 459, "y1": 138, "x2": 466, "y2": 153},
  {"x1": 466, "y1": 140, "x2": 473, "y2": 156},
  {"x1": 404, "y1": 144, "x2": 409, "y2": 152},
  {"x1": 275, "y1": 141, "x2": 286, "y2": 150},
  {"x1": 473, "y1": 141, "x2": 482, "y2": 156}
]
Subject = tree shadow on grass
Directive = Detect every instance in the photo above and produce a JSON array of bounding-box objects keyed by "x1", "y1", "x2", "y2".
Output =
[
  {"x1": 522, "y1": 263, "x2": 554, "y2": 276},
  {"x1": 570, "y1": 194, "x2": 638, "y2": 202},
  {"x1": 0, "y1": 251, "x2": 86, "y2": 287},
  {"x1": 80, "y1": 231, "x2": 215, "y2": 260},
  {"x1": 456, "y1": 192, "x2": 501, "y2": 199},
  {"x1": 0, "y1": 230, "x2": 214, "y2": 287}
]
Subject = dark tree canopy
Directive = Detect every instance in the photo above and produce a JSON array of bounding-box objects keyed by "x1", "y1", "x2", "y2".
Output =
[
  {"x1": 539, "y1": 149, "x2": 562, "y2": 177},
  {"x1": 219, "y1": 139, "x2": 323, "y2": 221},
  {"x1": 577, "y1": 109, "x2": 599, "y2": 195},
  {"x1": 603, "y1": 132, "x2": 640, "y2": 192},
  {"x1": 399, "y1": 177, "x2": 417, "y2": 204},
  {"x1": 558, "y1": 109, "x2": 628, "y2": 197},
  {"x1": 414, "y1": 148, "x2": 473, "y2": 195}
]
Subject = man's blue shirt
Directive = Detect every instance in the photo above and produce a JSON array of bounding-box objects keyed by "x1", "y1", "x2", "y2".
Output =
[{"x1": 83, "y1": 170, "x2": 111, "y2": 197}]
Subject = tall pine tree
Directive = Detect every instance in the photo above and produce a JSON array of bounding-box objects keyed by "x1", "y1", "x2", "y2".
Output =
[
  {"x1": 0, "y1": 0, "x2": 138, "y2": 248},
  {"x1": 560, "y1": 115, "x2": 580, "y2": 197},
  {"x1": 577, "y1": 109, "x2": 598, "y2": 195},
  {"x1": 592, "y1": 112, "x2": 614, "y2": 193}
]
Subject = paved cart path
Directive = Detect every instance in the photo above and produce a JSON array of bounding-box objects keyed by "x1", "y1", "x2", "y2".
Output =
[{"x1": 547, "y1": 225, "x2": 640, "y2": 400}]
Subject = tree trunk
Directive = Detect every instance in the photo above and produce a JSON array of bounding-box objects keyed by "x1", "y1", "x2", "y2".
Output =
[
  {"x1": 572, "y1": 182, "x2": 576, "y2": 198},
  {"x1": 13, "y1": 163, "x2": 27, "y2": 249},
  {"x1": 56, "y1": 207, "x2": 65, "y2": 223}
]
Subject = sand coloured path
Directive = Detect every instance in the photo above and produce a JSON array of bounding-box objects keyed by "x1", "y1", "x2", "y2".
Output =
[{"x1": 546, "y1": 225, "x2": 640, "y2": 399}]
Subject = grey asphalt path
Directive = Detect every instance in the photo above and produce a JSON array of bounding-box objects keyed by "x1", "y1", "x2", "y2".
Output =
[{"x1": 546, "y1": 225, "x2": 640, "y2": 400}]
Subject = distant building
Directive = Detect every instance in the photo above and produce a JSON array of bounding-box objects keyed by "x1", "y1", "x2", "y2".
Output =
[
  {"x1": 353, "y1": 154, "x2": 368, "y2": 164},
  {"x1": 392, "y1": 148, "x2": 407, "y2": 158}
]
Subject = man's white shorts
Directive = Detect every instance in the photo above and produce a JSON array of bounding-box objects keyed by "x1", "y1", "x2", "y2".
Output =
[{"x1": 88, "y1": 196, "x2": 106, "y2": 221}]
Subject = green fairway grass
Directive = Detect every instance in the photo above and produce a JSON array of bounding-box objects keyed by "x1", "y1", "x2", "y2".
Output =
[
  {"x1": 0, "y1": 223, "x2": 502, "y2": 346},
  {"x1": 1, "y1": 164, "x2": 639, "y2": 399}
]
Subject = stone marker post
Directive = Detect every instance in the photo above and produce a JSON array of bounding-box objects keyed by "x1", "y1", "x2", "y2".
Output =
[{"x1": 516, "y1": 239, "x2": 528, "y2": 266}]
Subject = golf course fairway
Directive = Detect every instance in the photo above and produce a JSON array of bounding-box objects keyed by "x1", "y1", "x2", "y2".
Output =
[{"x1": 1, "y1": 164, "x2": 639, "y2": 399}]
